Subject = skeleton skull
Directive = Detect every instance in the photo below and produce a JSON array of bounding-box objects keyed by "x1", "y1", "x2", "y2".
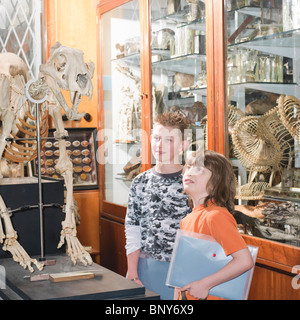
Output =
[{"x1": 40, "y1": 42, "x2": 95, "y2": 120}]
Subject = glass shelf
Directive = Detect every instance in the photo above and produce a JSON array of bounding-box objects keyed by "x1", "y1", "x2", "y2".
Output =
[
  {"x1": 152, "y1": 53, "x2": 206, "y2": 74},
  {"x1": 264, "y1": 186, "x2": 300, "y2": 204},
  {"x1": 227, "y1": 5, "x2": 260, "y2": 16},
  {"x1": 229, "y1": 28, "x2": 300, "y2": 50},
  {"x1": 152, "y1": 6, "x2": 206, "y2": 31},
  {"x1": 178, "y1": 86, "x2": 207, "y2": 96},
  {"x1": 112, "y1": 53, "x2": 206, "y2": 76},
  {"x1": 168, "y1": 86, "x2": 207, "y2": 100},
  {"x1": 228, "y1": 82, "x2": 298, "y2": 95},
  {"x1": 152, "y1": 9, "x2": 190, "y2": 24},
  {"x1": 112, "y1": 53, "x2": 141, "y2": 67},
  {"x1": 177, "y1": 18, "x2": 206, "y2": 31}
]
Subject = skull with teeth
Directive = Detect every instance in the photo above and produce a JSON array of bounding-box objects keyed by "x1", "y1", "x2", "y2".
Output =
[{"x1": 40, "y1": 42, "x2": 95, "y2": 120}]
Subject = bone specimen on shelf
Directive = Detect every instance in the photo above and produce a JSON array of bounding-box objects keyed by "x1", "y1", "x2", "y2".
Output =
[
  {"x1": 174, "y1": 72, "x2": 195, "y2": 89},
  {"x1": 277, "y1": 94, "x2": 300, "y2": 144},
  {"x1": 228, "y1": 105, "x2": 245, "y2": 135},
  {"x1": 245, "y1": 92, "x2": 280, "y2": 115},
  {"x1": 231, "y1": 102, "x2": 294, "y2": 200},
  {"x1": 115, "y1": 64, "x2": 141, "y2": 141}
]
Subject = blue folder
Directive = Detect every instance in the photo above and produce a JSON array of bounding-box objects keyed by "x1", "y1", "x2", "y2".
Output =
[{"x1": 166, "y1": 230, "x2": 258, "y2": 300}]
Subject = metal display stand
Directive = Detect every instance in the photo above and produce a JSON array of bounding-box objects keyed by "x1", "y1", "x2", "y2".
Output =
[{"x1": 24, "y1": 80, "x2": 49, "y2": 261}]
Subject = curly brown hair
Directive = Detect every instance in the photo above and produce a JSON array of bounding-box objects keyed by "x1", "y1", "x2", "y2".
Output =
[
  {"x1": 154, "y1": 111, "x2": 191, "y2": 135},
  {"x1": 184, "y1": 150, "x2": 236, "y2": 214}
]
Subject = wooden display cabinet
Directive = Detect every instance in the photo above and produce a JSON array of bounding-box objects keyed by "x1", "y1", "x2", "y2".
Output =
[
  {"x1": 75, "y1": 190, "x2": 100, "y2": 265},
  {"x1": 97, "y1": 0, "x2": 300, "y2": 299},
  {"x1": 224, "y1": 0, "x2": 300, "y2": 300}
]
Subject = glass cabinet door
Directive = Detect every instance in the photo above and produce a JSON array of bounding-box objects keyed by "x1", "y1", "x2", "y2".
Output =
[
  {"x1": 226, "y1": 0, "x2": 300, "y2": 247},
  {"x1": 100, "y1": 0, "x2": 208, "y2": 206},
  {"x1": 150, "y1": 0, "x2": 207, "y2": 154},
  {"x1": 100, "y1": 0, "x2": 142, "y2": 206}
]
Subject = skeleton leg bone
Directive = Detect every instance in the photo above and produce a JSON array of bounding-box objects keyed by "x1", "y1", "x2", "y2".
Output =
[
  {"x1": 0, "y1": 75, "x2": 43, "y2": 272},
  {"x1": 0, "y1": 214, "x2": 5, "y2": 243},
  {"x1": 56, "y1": 143, "x2": 92, "y2": 266},
  {"x1": 50, "y1": 105, "x2": 92, "y2": 266},
  {"x1": 0, "y1": 196, "x2": 43, "y2": 272}
]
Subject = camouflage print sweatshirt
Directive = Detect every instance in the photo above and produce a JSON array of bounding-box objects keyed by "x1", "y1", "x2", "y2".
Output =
[{"x1": 125, "y1": 168, "x2": 192, "y2": 262}]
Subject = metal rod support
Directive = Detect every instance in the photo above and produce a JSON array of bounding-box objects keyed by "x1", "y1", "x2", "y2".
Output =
[
  {"x1": 24, "y1": 80, "x2": 50, "y2": 262},
  {"x1": 35, "y1": 102, "x2": 45, "y2": 261},
  {"x1": 5, "y1": 136, "x2": 68, "y2": 142}
]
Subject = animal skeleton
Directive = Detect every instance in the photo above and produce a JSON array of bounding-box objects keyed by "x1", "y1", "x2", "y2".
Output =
[
  {"x1": 277, "y1": 94, "x2": 300, "y2": 144},
  {"x1": 231, "y1": 99, "x2": 294, "y2": 200},
  {"x1": 228, "y1": 105, "x2": 244, "y2": 135},
  {"x1": 115, "y1": 64, "x2": 141, "y2": 142},
  {"x1": 0, "y1": 42, "x2": 94, "y2": 272}
]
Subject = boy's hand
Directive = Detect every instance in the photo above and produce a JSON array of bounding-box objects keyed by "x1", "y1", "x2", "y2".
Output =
[
  {"x1": 128, "y1": 272, "x2": 143, "y2": 286},
  {"x1": 180, "y1": 279, "x2": 209, "y2": 300},
  {"x1": 132, "y1": 278, "x2": 143, "y2": 286}
]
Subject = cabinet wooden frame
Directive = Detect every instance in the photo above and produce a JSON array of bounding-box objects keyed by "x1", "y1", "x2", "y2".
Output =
[
  {"x1": 96, "y1": 0, "x2": 153, "y2": 212},
  {"x1": 206, "y1": 0, "x2": 227, "y2": 156}
]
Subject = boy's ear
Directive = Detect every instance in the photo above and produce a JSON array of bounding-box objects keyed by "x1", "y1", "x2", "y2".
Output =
[{"x1": 182, "y1": 140, "x2": 190, "y2": 151}]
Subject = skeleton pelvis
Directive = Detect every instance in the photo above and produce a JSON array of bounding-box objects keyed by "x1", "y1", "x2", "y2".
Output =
[{"x1": 3, "y1": 109, "x2": 49, "y2": 163}]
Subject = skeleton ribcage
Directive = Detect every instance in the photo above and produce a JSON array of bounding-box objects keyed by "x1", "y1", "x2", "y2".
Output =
[{"x1": 4, "y1": 108, "x2": 49, "y2": 163}]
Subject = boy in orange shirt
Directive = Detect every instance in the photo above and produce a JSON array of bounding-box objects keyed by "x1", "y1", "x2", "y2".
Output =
[{"x1": 177, "y1": 150, "x2": 254, "y2": 300}]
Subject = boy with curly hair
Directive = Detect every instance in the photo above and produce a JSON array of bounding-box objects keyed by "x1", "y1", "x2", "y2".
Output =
[{"x1": 125, "y1": 111, "x2": 191, "y2": 299}]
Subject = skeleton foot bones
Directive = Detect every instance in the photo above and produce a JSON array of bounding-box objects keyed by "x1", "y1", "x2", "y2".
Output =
[
  {"x1": 58, "y1": 225, "x2": 93, "y2": 266},
  {"x1": 0, "y1": 204, "x2": 43, "y2": 272},
  {"x1": 2, "y1": 235, "x2": 44, "y2": 273},
  {"x1": 56, "y1": 202, "x2": 92, "y2": 266}
]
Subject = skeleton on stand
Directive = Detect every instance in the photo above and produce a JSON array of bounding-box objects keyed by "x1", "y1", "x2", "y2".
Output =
[{"x1": 0, "y1": 42, "x2": 94, "y2": 272}]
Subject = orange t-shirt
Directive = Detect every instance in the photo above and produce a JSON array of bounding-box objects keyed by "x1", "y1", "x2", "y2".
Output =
[
  {"x1": 179, "y1": 201, "x2": 247, "y2": 300},
  {"x1": 180, "y1": 201, "x2": 247, "y2": 255}
]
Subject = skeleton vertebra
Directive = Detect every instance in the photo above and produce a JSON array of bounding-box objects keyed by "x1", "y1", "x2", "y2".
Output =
[
  {"x1": 0, "y1": 42, "x2": 94, "y2": 271},
  {"x1": 231, "y1": 97, "x2": 295, "y2": 200}
]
